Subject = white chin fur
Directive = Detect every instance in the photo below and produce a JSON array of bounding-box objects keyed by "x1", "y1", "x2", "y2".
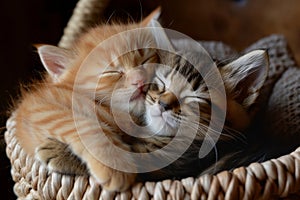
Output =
[{"x1": 146, "y1": 106, "x2": 178, "y2": 136}]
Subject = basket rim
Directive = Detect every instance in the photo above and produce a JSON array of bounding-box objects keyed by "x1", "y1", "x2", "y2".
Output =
[{"x1": 5, "y1": 114, "x2": 300, "y2": 199}]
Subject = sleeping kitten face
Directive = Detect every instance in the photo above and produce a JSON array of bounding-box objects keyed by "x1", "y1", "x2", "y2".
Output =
[
  {"x1": 37, "y1": 20, "x2": 174, "y2": 118},
  {"x1": 145, "y1": 53, "x2": 204, "y2": 136},
  {"x1": 145, "y1": 50, "x2": 269, "y2": 138}
]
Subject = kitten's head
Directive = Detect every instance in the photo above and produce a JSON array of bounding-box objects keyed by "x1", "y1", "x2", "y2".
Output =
[
  {"x1": 145, "y1": 50, "x2": 269, "y2": 137},
  {"x1": 36, "y1": 9, "x2": 173, "y2": 117}
]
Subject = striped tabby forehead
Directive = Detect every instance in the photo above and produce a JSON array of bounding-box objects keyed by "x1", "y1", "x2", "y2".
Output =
[{"x1": 158, "y1": 54, "x2": 205, "y2": 92}]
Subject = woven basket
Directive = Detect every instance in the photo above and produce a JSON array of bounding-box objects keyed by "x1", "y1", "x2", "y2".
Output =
[{"x1": 5, "y1": 0, "x2": 300, "y2": 199}]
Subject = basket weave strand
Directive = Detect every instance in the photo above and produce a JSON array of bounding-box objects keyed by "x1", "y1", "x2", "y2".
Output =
[{"x1": 58, "y1": 0, "x2": 110, "y2": 49}]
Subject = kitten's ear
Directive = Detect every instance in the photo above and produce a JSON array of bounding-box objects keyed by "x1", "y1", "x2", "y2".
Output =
[
  {"x1": 222, "y1": 50, "x2": 269, "y2": 108},
  {"x1": 140, "y1": 7, "x2": 161, "y2": 27},
  {"x1": 140, "y1": 7, "x2": 174, "y2": 52},
  {"x1": 148, "y1": 19, "x2": 175, "y2": 52},
  {"x1": 36, "y1": 45, "x2": 73, "y2": 82}
]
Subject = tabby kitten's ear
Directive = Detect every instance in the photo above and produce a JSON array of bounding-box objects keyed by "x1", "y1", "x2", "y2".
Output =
[
  {"x1": 222, "y1": 50, "x2": 269, "y2": 109},
  {"x1": 37, "y1": 45, "x2": 74, "y2": 82}
]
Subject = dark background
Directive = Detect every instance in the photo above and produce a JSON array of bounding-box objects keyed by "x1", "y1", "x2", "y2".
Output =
[
  {"x1": 0, "y1": 1, "x2": 78, "y2": 198},
  {"x1": 1, "y1": 0, "x2": 300, "y2": 199}
]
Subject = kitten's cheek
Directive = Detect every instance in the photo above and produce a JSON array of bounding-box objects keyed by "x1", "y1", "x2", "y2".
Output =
[
  {"x1": 130, "y1": 89, "x2": 145, "y2": 101},
  {"x1": 126, "y1": 69, "x2": 147, "y2": 88},
  {"x1": 130, "y1": 99, "x2": 145, "y2": 113},
  {"x1": 162, "y1": 113, "x2": 177, "y2": 128},
  {"x1": 149, "y1": 105, "x2": 162, "y2": 116},
  {"x1": 147, "y1": 116, "x2": 165, "y2": 134}
]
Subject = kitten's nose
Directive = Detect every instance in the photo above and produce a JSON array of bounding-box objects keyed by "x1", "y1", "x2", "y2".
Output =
[
  {"x1": 127, "y1": 69, "x2": 146, "y2": 89},
  {"x1": 135, "y1": 80, "x2": 144, "y2": 89},
  {"x1": 158, "y1": 92, "x2": 179, "y2": 111},
  {"x1": 159, "y1": 100, "x2": 171, "y2": 111}
]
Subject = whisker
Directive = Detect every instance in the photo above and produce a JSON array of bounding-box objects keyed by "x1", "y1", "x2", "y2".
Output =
[
  {"x1": 172, "y1": 112, "x2": 246, "y2": 145},
  {"x1": 138, "y1": 0, "x2": 143, "y2": 23},
  {"x1": 122, "y1": 9, "x2": 135, "y2": 23},
  {"x1": 106, "y1": 10, "x2": 117, "y2": 25},
  {"x1": 222, "y1": 126, "x2": 247, "y2": 144}
]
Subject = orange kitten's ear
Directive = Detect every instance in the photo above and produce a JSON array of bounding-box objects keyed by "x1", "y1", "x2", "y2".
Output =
[
  {"x1": 140, "y1": 7, "x2": 161, "y2": 27},
  {"x1": 222, "y1": 50, "x2": 269, "y2": 108},
  {"x1": 37, "y1": 45, "x2": 74, "y2": 82}
]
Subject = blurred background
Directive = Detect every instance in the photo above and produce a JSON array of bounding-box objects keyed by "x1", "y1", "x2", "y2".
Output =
[{"x1": 1, "y1": 0, "x2": 300, "y2": 198}]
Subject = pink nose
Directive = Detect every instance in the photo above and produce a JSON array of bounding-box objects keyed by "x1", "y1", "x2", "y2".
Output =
[
  {"x1": 135, "y1": 80, "x2": 144, "y2": 88},
  {"x1": 127, "y1": 69, "x2": 146, "y2": 89}
]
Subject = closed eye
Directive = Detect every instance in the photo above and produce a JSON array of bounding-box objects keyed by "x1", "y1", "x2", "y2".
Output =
[
  {"x1": 184, "y1": 96, "x2": 199, "y2": 100},
  {"x1": 101, "y1": 70, "x2": 124, "y2": 77},
  {"x1": 103, "y1": 70, "x2": 123, "y2": 74},
  {"x1": 181, "y1": 96, "x2": 209, "y2": 104}
]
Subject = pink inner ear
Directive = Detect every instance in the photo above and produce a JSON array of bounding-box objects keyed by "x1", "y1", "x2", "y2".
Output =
[
  {"x1": 43, "y1": 56, "x2": 65, "y2": 76},
  {"x1": 38, "y1": 45, "x2": 72, "y2": 79}
]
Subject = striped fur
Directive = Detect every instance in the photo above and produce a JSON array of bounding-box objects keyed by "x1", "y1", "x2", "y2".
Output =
[{"x1": 137, "y1": 50, "x2": 269, "y2": 180}]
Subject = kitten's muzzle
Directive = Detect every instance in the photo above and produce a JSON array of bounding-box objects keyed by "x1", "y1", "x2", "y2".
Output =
[
  {"x1": 159, "y1": 100, "x2": 172, "y2": 111},
  {"x1": 158, "y1": 92, "x2": 180, "y2": 112},
  {"x1": 130, "y1": 85, "x2": 146, "y2": 101}
]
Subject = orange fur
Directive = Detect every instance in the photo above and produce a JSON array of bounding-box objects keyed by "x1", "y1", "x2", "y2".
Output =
[{"x1": 14, "y1": 17, "x2": 167, "y2": 191}]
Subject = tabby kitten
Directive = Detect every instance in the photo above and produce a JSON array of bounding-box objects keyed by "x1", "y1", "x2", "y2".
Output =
[
  {"x1": 136, "y1": 49, "x2": 269, "y2": 180},
  {"x1": 14, "y1": 16, "x2": 174, "y2": 191},
  {"x1": 145, "y1": 50, "x2": 269, "y2": 136}
]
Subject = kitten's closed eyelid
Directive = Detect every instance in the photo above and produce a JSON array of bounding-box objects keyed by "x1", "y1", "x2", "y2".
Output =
[
  {"x1": 101, "y1": 70, "x2": 124, "y2": 76},
  {"x1": 184, "y1": 96, "x2": 198, "y2": 100},
  {"x1": 181, "y1": 96, "x2": 202, "y2": 104}
]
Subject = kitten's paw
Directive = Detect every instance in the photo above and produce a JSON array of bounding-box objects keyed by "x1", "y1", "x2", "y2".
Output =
[
  {"x1": 36, "y1": 139, "x2": 88, "y2": 175},
  {"x1": 90, "y1": 164, "x2": 136, "y2": 191},
  {"x1": 103, "y1": 170, "x2": 136, "y2": 191}
]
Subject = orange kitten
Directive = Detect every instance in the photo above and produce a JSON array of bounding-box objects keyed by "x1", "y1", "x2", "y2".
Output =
[{"x1": 14, "y1": 13, "x2": 173, "y2": 191}]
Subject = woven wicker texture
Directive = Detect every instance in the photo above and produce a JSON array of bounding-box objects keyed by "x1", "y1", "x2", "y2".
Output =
[
  {"x1": 58, "y1": 0, "x2": 110, "y2": 49},
  {"x1": 5, "y1": 115, "x2": 300, "y2": 200},
  {"x1": 265, "y1": 67, "x2": 300, "y2": 142},
  {"x1": 5, "y1": 0, "x2": 300, "y2": 199}
]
